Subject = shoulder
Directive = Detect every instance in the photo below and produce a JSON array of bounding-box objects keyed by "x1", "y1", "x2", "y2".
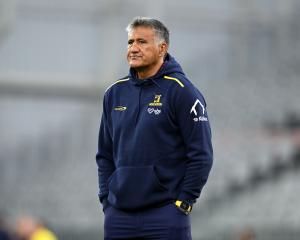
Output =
[
  {"x1": 164, "y1": 74, "x2": 206, "y2": 106},
  {"x1": 102, "y1": 77, "x2": 130, "y2": 109},
  {"x1": 104, "y1": 77, "x2": 130, "y2": 94},
  {"x1": 163, "y1": 74, "x2": 199, "y2": 95},
  {"x1": 163, "y1": 75, "x2": 185, "y2": 88},
  {"x1": 106, "y1": 77, "x2": 130, "y2": 90},
  {"x1": 162, "y1": 74, "x2": 197, "y2": 92}
]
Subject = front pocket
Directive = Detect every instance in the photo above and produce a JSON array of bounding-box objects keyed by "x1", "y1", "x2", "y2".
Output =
[{"x1": 107, "y1": 165, "x2": 170, "y2": 210}]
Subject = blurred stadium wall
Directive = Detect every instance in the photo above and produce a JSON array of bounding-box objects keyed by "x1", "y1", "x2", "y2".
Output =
[{"x1": 1, "y1": 0, "x2": 300, "y2": 239}]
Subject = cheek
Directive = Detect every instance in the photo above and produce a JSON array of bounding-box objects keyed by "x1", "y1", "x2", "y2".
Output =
[
  {"x1": 148, "y1": 51, "x2": 159, "y2": 61},
  {"x1": 126, "y1": 50, "x2": 130, "y2": 59},
  {"x1": 143, "y1": 48, "x2": 156, "y2": 58},
  {"x1": 149, "y1": 47, "x2": 159, "y2": 57}
]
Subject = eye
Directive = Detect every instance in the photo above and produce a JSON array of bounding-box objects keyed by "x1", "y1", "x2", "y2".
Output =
[
  {"x1": 138, "y1": 39, "x2": 147, "y2": 44},
  {"x1": 128, "y1": 40, "x2": 133, "y2": 45}
]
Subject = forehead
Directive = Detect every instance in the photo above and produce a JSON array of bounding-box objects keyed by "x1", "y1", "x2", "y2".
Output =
[{"x1": 127, "y1": 26, "x2": 156, "y2": 39}]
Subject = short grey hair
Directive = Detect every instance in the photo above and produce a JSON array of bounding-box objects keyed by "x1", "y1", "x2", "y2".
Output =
[{"x1": 126, "y1": 17, "x2": 170, "y2": 45}]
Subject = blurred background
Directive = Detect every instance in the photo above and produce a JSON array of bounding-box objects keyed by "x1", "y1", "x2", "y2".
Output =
[{"x1": 0, "y1": 0, "x2": 300, "y2": 239}]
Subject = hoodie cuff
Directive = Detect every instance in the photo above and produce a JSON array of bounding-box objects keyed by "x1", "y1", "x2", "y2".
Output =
[
  {"x1": 102, "y1": 198, "x2": 109, "y2": 212},
  {"x1": 99, "y1": 194, "x2": 109, "y2": 211}
]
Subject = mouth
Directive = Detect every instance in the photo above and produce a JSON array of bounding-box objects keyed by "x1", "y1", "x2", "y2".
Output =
[{"x1": 129, "y1": 55, "x2": 142, "y2": 60}]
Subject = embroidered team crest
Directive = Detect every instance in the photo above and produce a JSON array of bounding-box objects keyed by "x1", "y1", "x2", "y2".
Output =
[{"x1": 149, "y1": 95, "x2": 162, "y2": 106}]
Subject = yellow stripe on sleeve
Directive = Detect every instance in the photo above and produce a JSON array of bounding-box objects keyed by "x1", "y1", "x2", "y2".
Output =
[
  {"x1": 163, "y1": 76, "x2": 184, "y2": 88},
  {"x1": 105, "y1": 78, "x2": 130, "y2": 92}
]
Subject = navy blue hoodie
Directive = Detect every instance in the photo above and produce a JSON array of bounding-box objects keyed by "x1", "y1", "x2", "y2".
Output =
[{"x1": 96, "y1": 54, "x2": 213, "y2": 211}]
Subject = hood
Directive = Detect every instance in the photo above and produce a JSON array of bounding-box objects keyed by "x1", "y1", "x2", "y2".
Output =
[{"x1": 128, "y1": 53, "x2": 185, "y2": 86}]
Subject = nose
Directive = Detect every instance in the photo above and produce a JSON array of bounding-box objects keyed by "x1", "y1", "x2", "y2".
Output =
[{"x1": 129, "y1": 42, "x2": 140, "y2": 53}]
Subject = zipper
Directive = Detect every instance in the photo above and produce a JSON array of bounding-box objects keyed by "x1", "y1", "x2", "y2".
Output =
[{"x1": 135, "y1": 87, "x2": 143, "y2": 125}]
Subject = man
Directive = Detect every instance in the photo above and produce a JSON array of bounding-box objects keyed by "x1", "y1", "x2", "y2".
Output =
[{"x1": 96, "y1": 17, "x2": 213, "y2": 240}]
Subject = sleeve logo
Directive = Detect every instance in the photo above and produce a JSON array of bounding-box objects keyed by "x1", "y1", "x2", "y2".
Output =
[{"x1": 190, "y1": 99, "x2": 208, "y2": 122}]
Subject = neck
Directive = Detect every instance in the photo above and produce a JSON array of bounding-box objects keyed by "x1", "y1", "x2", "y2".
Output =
[{"x1": 136, "y1": 59, "x2": 164, "y2": 79}]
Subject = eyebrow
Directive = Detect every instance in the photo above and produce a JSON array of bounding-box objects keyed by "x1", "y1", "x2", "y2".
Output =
[{"x1": 128, "y1": 38, "x2": 147, "y2": 42}]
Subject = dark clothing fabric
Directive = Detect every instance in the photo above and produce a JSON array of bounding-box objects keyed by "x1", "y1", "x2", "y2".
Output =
[
  {"x1": 0, "y1": 231, "x2": 11, "y2": 240},
  {"x1": 96, "y1": 53, "x2": 213, "y2": 211},
  {"x1": 104, "y1": 203, "x2": 192, "y2": 240}
]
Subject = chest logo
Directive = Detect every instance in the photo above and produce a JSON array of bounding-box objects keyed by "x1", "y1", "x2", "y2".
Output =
[
  {"x1": 148, "y1": 108, "x2": 161, "y2": 115},
  {"x1": 114, "y1": 106, "x2": 127, "y2": 111},
  {"x1": 149, "y1": 94, "x2": 162, "y2": 107}
]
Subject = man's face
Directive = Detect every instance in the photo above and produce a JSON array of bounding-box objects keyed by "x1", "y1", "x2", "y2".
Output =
[{"x1": 127, "y1": 26, "x2": 162, "y2": 70}]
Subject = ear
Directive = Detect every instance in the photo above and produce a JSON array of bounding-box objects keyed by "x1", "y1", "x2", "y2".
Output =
[{"x1": 159, "y1": 42, "x2": 168, "y2": 57}]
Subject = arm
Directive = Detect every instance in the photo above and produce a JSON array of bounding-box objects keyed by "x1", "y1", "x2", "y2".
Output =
[
  {"x1": 95, "y1": 94, "x2": 115, "y2": 210},
  {"x1": 175, "y1": 83, "x2": 213, "y2": 204}
]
